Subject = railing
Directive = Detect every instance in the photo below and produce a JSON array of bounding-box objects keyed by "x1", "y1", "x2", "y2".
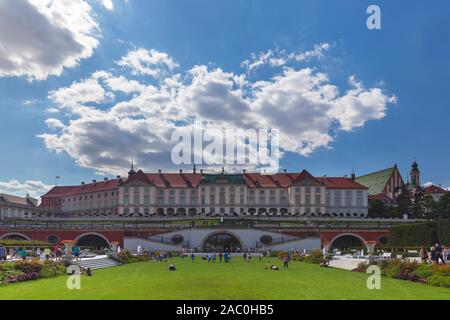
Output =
[
  {"x1": 256, "y1": 235, "x2": 301, "y2": 248},
  {"x1": 145, "y1": 235, "x2": 190, "y2": 248}
]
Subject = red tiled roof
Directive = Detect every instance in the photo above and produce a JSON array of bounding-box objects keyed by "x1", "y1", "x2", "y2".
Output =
[
  {"x1": 41, "y1": 179, "x2": 121, "y2": 197},
  {"x1": 423, "y1": 185, "x2": 448, "y2": 194},
  {"x1": 145, "y1": 173, "x2": 202, "y2": 188},
  {"x1": 316, "y1": 177, "x2": 368, "y2": 190}
]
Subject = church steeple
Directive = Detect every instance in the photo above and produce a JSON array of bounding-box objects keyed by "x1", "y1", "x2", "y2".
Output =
[
  {"x1": 128, "y1": 159, "x2": 136, "y2": 176},
  {"x1": 410, "y1": 158, "x2": 420, "y2": 188}
]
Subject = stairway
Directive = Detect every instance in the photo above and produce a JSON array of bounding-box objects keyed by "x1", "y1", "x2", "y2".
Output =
[{"x1": 75, "y1": 256, "x2": 121, "y2": 270}]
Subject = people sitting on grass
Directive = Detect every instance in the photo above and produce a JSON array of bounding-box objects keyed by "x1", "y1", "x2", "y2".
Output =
[
  {"x1": 168, "y1": 264, "x2": 177, "y2": 271},
  {"x1": 86, "y1": 267, "x2": 93, "y2": 277}
]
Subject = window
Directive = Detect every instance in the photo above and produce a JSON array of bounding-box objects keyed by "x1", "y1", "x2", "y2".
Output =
[
  {"x1": 124, "y1": 187, "x2": 129, "y2": 194},
  {"x1": 123, "y1": 195, "x2": 129, "y2": 205},
  {"x1": 305, "y1": 195, "x2": 311, "y2": 205},
  {"x1": 295, "y1": 187, "x2": 300, "y2": 193},
  {"x1": 144, "y1": 208, "x2": 150, "y2": 215},
  {"x1": 305, "y1": 187, "x2": 311, "y2": 194},
  {"x1": 134, "y1": 195, "x2": 139, "y2": 205},
  {"x1": 315, "y1": 195, "x2": 321, "y2": 205},
  {"x1": 144, "y1": 195, "x2": 150, "y2": 205},
  {"x1": 316, "y1": 187, "x2": 321, "y2": 193}
]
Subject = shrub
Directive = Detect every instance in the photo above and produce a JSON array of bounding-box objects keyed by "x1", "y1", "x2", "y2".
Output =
[
  {"x1": 427, "y1": 275, "x2": 450, "y2": 288},
  {"x1": 354, "y1": 261, "x2": 369, "y2": 273},
  {"x1": 14, "y1": 259, "x2": 41, "y2": 274},
  {"x1": 303, "y1": 250, "x2": 323, "y2": 264},
  {"x1": 389, "y1": 222, "x2": 437, "y2": 247},
  {"x1": 414, "y1": 264, "x2": 434, "y2": 280},
  {"x1": 431, "y1": 264, "x2": 450, "y2": 276},
  {"x1": 39, "y1": 260, "x2": 66, "y2": 278}
]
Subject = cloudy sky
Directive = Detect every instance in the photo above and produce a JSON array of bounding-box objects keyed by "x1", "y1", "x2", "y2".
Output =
[{"x1": 0, "y1": 0, "x2": 449, "y2": 197}]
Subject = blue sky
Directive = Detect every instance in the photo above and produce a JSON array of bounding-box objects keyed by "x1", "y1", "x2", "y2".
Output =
[{"x1": 0, "y1": 0, "x2": 449, "y2": 197}]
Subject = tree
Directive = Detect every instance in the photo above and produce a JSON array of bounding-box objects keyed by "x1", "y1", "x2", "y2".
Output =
[
  {"x1": 437, "y1": 192, "x2": 450, "y2": 219},
  {"x1": 368, "y1": 199, "x2": 387, "y2": 218}
]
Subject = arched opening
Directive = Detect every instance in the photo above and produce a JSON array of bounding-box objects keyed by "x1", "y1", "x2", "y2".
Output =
[
  {"x1": 188, "y1": 208, "x2": 197, "y2": 216},
  {"x1": 177, "y1": 208, "x2": 186, "y2": 216},
  {"x1": 75, "y1": 234, "x2": 110, "y2": 249},
  {"x1": 167, "y1": 208, "x2": 175, "y2": 216},
  {"x1": 280, "y1": 208, "x2": 288, "y2": 215},
  {"x1": 331, "y1": 234, "x2": 365, "y2": 250},
  {"x1": 248, "y1": 208, "x2": 256, "y2": 215},
  {"x1": 269, "y1": 208, "x2": 277, "y2": 215},
  {"x1": 202, "y1": 232, "x2": 242, "y2": 253},
  {"x1": 258, "y1": 208, "x2": 266, "y2": 215},
  {"x1": 157, "y1": 208, "x2": 165, "y2": 216},
  {"x1": 0, "y1": 233, "x2": 29, "y2": 240}
]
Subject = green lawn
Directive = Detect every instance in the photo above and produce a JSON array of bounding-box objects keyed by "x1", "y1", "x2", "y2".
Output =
[{"x1": 0, "y1": 258, "x2": 449, "y2": 300}]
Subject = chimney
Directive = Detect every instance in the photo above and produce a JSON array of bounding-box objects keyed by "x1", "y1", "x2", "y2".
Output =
[
  {"x1": 158, "y1": 169, "x2": 162, "y2": 174},
  {"x1": 179, "y1": 169, "x2": 183, "y2": 174},
  {"x1": 81, "y1": 181, "x2": 85, "y2": 186},
  {"x1": 116, "y1": 175, "x2": 121, "y2": 180},
  {"x1": 104, "y1": 177, "x2": 108, "y2": 181},
  {"x1": 283, "y1": 169, "x2": 287, "y2": 174},
  {"x1": 351, "y1": 172, "x2": 356, "y2": 180},
  {"x1": 243, "y1": 169, "x2": 246, "y2": 174},
  {"x1": 92, "y1": 179, "x2": 97, "y2": 184},
  {"x1": 200, "y1": 169, "x2": 203, "y2": 174},
  {"x1": 343, "y1": 175, "x2": 347, "y2": 178}
]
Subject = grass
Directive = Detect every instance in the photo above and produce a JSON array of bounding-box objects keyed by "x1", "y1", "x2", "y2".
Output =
[{"x1": 0, "y1": 258, "x2": 449, "y2": 300}]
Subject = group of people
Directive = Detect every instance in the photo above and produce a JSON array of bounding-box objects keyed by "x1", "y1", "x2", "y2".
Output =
[
  {"x1": 0, "y1": 244, "x2": 84, "y2": 262},
  {"x1": 419, "y1": 243, "x2": 448, "y2": 264},
  {"x1": 187, "y1": 251, "x2": 232, "y2": 263}
]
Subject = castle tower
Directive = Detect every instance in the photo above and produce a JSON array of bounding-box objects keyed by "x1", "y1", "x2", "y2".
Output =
[{"x1": 410, "y1": 160, "x2": 420, "y2": 189}]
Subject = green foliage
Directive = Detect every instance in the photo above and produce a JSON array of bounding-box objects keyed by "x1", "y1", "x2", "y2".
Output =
[
  {"x1": 414, "y1": 264, "x2": 434, "y2": 279},
  {"x1": 303, "y1": 250, "x2": 323, "y2": 264},
  {"x1": 0, "y1": 259, "x2": 65, "y2": 285},
  {"x1": 427, "y1": 275, "x2": 450, "y2": 288},
  {"x1": 437, "y1": 219, "x2": 450, "y2": 244},
  {"x1": 389, "y1": 222, "x2": 438, "y2": 247},
  {"x1": 0, "y1": 239, "x2": 49, "y2": 246}
]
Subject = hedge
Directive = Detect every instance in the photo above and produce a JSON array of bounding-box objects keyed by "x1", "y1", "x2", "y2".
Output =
[{"x1": 389, "y1": 220, "x2": 450, "y2": 247}]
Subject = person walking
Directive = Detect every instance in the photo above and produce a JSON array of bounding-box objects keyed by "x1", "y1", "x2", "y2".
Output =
[
  {"x1": 419, "y1": 246, "x2": 428, "y2": 264},
  {"x1": 191, "y1": 252, "x2": 195, "y2": 263},
  {"x1": 73, "y1": 245, "x2": 80, "y2": 261},
  {"x1": 283, "y1": 255, "x2": 289, "y2": 269},
  {"x1": 430, "y1": 246, "x2": 437, "y2": 264},
  {"x1": 20, "y1": 248, "x2": 27, "y2": 260},
  {"x1": 0, "y1": 245, "x2": 7, "y2": 262},
  {"x1": 219, "y1": 252, "x2": 223, "y2": 263},
  {"x1": 436, "y1": 243, "x2": 446, "y2": 264}
]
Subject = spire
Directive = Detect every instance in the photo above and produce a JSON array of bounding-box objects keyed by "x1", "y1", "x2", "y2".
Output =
[
  {"x1": 128, "y1": 159, "x2": 136, "y2": 176},
  {"x1": 193, "y1": 164, "x2": 197, "y2": 174}
]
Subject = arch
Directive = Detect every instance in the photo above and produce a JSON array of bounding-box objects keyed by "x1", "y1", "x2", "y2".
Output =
[
  {"x1": 201, "y1": 230, "x2": 244, "y2": 253},
  {"x1": 177, "y1": 208, "x2": 187, "y2": 216},
  {"x1": 0, "y1": 232, "x2": 31, "y2": 240},
  {"x1": 167, "y1": 208, "x2": 175, "y2": 216},
  {"x1": 248, "y1": 208, "x2": 256, "y2": 215},
  {"x1": 0, "y1": 232, "x2": 30, "y2": 240},
  {"x1": 188, "y1": 208, "x2": 197, "y2": 216},
  {"x1": 157, "y1": 208, "x2": 165, "y2": 216},
  {"x1": 74, "y1": 232, "x2": 110, "y2": 249},
  {"x1": 330, "y1": 233, "x2": 365, "y2": 250},
  {"x1": 280, "y1": 208, "x2": 288, "y2": 215},
  {"x1": 258, "y1": 208, "x2": 266, "y2": 215},
  {"x1": 269, "y1": 208, "x2": 277, "y2": 215}
]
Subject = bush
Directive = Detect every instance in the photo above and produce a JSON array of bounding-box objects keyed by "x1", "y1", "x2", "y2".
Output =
[
  {"x1": 427, "y1": 275, "x2": 450, "y2": 288},
  {"x1": 14, "y1": 259, "x2": 41, "y2": 274},
  {"x1": 414, "y1": 264, "x2": 434, "y2": 280},
  {"x1": 303, "y1": 250, "x2": 323, "y2": 264},
  {"x1": 354, "y1": 261, "x2": 369, "y2": 273},
  {"x1": 39, "y1": 260, "x2": 66, "y2": 278},
  {"x1": 389, "y1": 222, "x2": 437, "y2": 247},
  {"x1": 431, "y1": 264, "x2": 450, "y2": 276}
]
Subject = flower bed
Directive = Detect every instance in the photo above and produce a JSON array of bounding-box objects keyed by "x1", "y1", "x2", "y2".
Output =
[
  {"x1": 355, "y1": 259, "x2": 450, "y2": 288},
  {"x1": 0, "y1": 259, "x2": 66, "y2": 286}
]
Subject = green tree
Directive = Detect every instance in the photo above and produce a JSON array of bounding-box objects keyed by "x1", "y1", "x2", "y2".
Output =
[{"x1": 437, "y1": 192, "x2": 450, "y2": 219}]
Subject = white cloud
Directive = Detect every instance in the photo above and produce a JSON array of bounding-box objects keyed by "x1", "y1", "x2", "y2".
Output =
[
  {"x1": 116, "y1": 48, "x2": 179, "y2": 77},
  {"x1": 45, "y1": 118, "x2": 66, "y2": 129},
  {"x1": 241, "y1": 43, "x2": 331, "y2": 73},
  {"x1": 0, "y1": 180, "x2": 53, "y2": 199},
  {"x1": 99, "y1": 0, "x2": 114, "y2": 10},
  {"x1": 39, "y1": 47, "x2": 396, "y2": 174},
  {"x1": 0, "y1": 0, "x2": 101, "y2": 80},
  {"x1": 423, "y1": 182, "x2": 434, "y2": 187}
]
